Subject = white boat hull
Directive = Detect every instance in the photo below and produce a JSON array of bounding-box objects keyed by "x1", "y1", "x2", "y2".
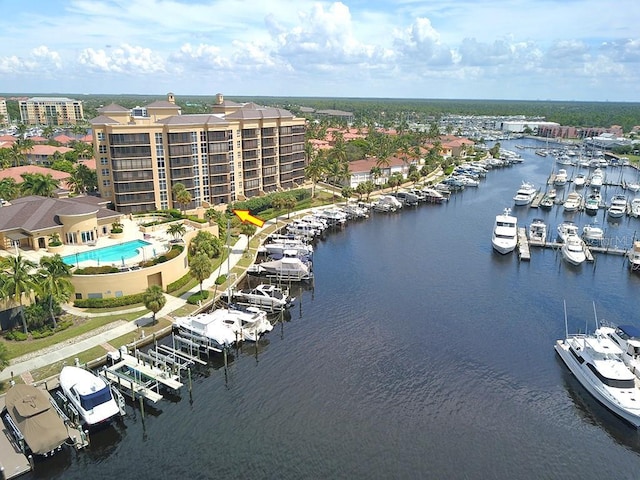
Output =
[{"x1": 555, "y1": 340, "x2": 640, "y2": 427}]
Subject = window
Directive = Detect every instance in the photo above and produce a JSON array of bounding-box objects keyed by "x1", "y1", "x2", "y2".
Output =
[
  {"x1": 101, "y1": 168, "x2": 109, "y2": 176},
  {"x1": 100, "y1": 157, "x2": 108, "y2": 165},
  {"x1": 97, "y1": 132, "x2": 105, "y2": 141},
  {"x1": 99, "y1": 145, "x2": 107, "y2": 154}
]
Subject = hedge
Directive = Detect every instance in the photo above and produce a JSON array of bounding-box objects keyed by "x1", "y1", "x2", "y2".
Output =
[
  {"x1": 167, "y1": 272, "x2": 194, "y2": 293},
  {"x1": 187, "y1": 290, "x2": 209, "y2": 305},
  {"x1": 74, "y1": 292, "x2": 147, "y2": 308},
  {"x1": 75, "y1": 265, "x2": 120, "y2": 275}
]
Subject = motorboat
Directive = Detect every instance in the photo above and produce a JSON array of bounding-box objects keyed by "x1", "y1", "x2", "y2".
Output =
[
  {"x1": 212, "y1": 307, "x2": 273, "y2": 342},
  {"x1": 557, "y1": 221, "x2": 579, "y2": 242},
  {"x1": 563, "y1": 192, "x2": 582, "y2": 212},
  {"x1": 584, "y1": 191, "x2": 601, "y2": 215},
  {"x1": 491, "y1": 208, "x2": 518, "y2": 254},
  {"x1": 59, "y1": 366, "x2": 122, "y2": 426},
  {"x1": 555, "y1": 329, "x2": 640, "y2": 427},
  {"x1": 2, "y1": 384, "x2": 70, "y2": 457},
  {"x1": 547, "y1": 188, "x2": 557, "y2": 200},
  {"x1": 629, "y1": 241, "x2": 640, "y2": 272},
  {"x1": 582, "y1": 222, "x2": 605, "y2": 246},
  {"x1": 630, "y1": 198, "x2": 640, "y2": 218},
  {"x1": 262, "y1": 236, "x2": 313, "y2": 258},
  {"x1": 597, "y1": 323, "x2": 640, "y2": 378},
  {"x1": 224, "y1": 283, "x2": 294, "y2": 312},
  {"x1": 554, "y1": 169, "x2": 568, "y2": 186},
  {"x1": 421, "y1": 187, "x2": 447, "y2": 204},
  {"x1": 373, "y1": 195, "x2": 403, "y2": 212},
  {"x1": 528, "y1": 218, "x2": 547, "y2": 244},
  {"x1": 248, "y1": 255, "x2": 313, "y2": 281},
  {"x1": 513, "y1": 181, "x2": 537, "y2": 206},
  {"x1": 174, "y1": 312, "x2": 238, "y2": 349},
  {"x1": 573, "y1": 173, "x2": 586, "y2": 188},
  {"x1": 539, "y1": 195, "x2": 554, "y2": 210},
  {"x1": 626, "y1": 180, "x2": 640, "y2": 193},
  {"x1": 590, "y1": 168, "x2": 605, "y2": 188},
  {"x1": 561, "y1": 234, "x2": 587, "y2": 265},
  {"x1": 607, "y1": 194, "x2": 627, "y2": 219}
]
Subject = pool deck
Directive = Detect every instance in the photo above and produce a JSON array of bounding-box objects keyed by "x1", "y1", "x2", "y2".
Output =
[{"x1": 4, "y1": 218, "x2": 186, "y2": 268}]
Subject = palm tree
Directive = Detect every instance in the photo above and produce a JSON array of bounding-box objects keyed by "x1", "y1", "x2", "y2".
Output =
[
  {"x1": 240, "y1": 223, "x2": 257, "y2": 252},
  {"x1": 0, "y1": 255, "x2": 37, "y2": 334},
  {"x1": 304, "y1": 151, "x2": 327, "y2": 198},
  {"x1": 172, "y1": 182, "x2": 192, "y2": 213},
  {"x1": 38, "y1": 254, "x2": 74, "y2": 328},
  {"x1": 190, "y1": 253, "x2": 213, "y2": 294},
  {"x1": 143, "y1": 284, "x2": 166, "y2": 324},
  {"x1": 20, "y1": 172, "x2": 60, "y2": 197},
  {"x1": 167, "y1": 222, "x2": 187, "y2": 241},
  {"x1": 0, "y1": 177, "x2": 18, "y2": 201}
]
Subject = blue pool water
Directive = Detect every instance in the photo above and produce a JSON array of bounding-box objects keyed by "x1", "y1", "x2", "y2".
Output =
[{"x1": 62, "y1": 239, "x2": 151, "y2": 265}]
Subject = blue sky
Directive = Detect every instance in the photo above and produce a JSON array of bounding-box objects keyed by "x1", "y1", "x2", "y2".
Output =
[{"x1": 1, "y1": 0, "x2": 639, "y2": 101}]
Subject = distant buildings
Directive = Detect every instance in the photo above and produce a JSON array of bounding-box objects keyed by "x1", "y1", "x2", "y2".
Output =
[
  {"x1": 90, "y1": 93, "x2": 307, "y2": 214},
  {"x1": 19, "y1": 96, "x2": 84, "y2": 126},
  {"x1": 0, "y1": 98, "x2": 8, "y2": 125}
]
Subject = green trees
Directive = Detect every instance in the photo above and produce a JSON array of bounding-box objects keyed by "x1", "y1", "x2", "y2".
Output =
[
  {"x1": 188, "y1": 230, "x2": 223, "y2": 258},
  {"x1": 0, "y1": 255, "x2": 38, "y2": 334},
  {"x1": 20, "y1": 172, "x2": 60, "y2": 197},
  {"x1": 190, "y1": 253, "x2": 213, "y2": 294},
  {"x1": 304, "y1": 150, "x2": 327, "y2": 198},
  {"x1": 38, "y1": 254, "x2": 74, "y2": 329},
  {"x1": 0, "y1": 177, "x2": 18, "y2": 201},
  {"x1": 167, "y1": 222, "x2": 187, "y2": 241},
  {"x1": 143, "y1": 284, "x2": 166, "y2": 324},
  {"x1": 172, "y1": 182, "x2": 192, "y2": 213},
  {"x1": 272, "y1": 194, "x2": 297, "y2": 219}
]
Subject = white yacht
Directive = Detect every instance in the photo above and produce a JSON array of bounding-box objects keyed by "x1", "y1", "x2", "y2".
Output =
[
  {"x1": 513, "y1": 181, "x2": 537, "y2": 206},
  {"x1": 528, "y1": 218, "x2": 547, "y2": 244},
  {"x1": 584, "y1": 191, "x2": 601, "y2": 215},
  {"x1": 491, "y1": 208, "x2": 518, "y2": 254},
  {"x1": 630, "y1": 198, "x2": 640, "y2": 217},
  {"x1": 213, "y1": 307, "x2": 273, "y2": 342},
  {"x1": 563, "y1": 191, "x2": 582, "y2": 212},
  {"x1": 597, "y1": 323, "x2": 640, "y2": 378},
  {"x1": 262, "y1": 236, "x2": 313, "y2": 258},
  {"x1": 607, "y1": 194, "x2": 627, "y2": 219},
  {"x1": 629, "y1": 241, "x2": 640, "y2": 272},
  {"x1": 248, "y1": 255, "x2": 313, "y2": 281},
  {"x1": 224, "y1": 284, "x2": 294, "y2": 312},
  {"x1": 573, "y1": 173, "x2": 586, "y2": 188},
  {"x1": 557, "y1": 221, "x2": 579, "y2": 242},
  {"x1": 554, "y1": 169, "x2": 568, "y2": 186},
  {"x1": 590, "y1": 168, "x2": 605, "y2": 188},
  {"x1": 582, "y1": 223, "x2": 604, "y2": 246},
  {"x1": 59, "y1": 366, "x2": 123, "y2": 426},
  {"x1": 555, "y1": 329, "x2": 640, "y2": 427},
  {"x1": 561, "y1": 234, "x2": 587, "y2": 266},
  {"x1": 174, "y1": 312, "x2": 238, "y2": 349}
]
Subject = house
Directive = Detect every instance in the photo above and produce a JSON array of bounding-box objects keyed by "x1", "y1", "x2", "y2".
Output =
[
  {"x1": 347, "y1": 156, "x2": 410, "y2": 188},
  {"x1": 0, "y1": 195, "x2": 121, "y2": 252},
  {"x1": 26, "y1": 144, "x2": 73, "y2": 165}
]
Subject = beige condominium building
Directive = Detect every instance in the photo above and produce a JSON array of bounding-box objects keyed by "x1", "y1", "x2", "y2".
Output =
[
  {"x1": 19, "y1": 96, "x2": 85, "y2": 125},
  {"x1": 90, "y1": 93, "x2": 307, "y2": 214},
  {"x1": 0, "y1": 97, "x2": 8, "y2": 125}
]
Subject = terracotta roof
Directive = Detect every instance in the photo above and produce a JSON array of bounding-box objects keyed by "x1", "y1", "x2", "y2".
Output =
[
  {"x1": 28, "y1": 145, "x2": 73, "y2": 156},
  {"x1": 53, "y1": 134, "x2": 74, "y2": 144},
  {"x1": 0, "y1": 165, "x2": 70, "y2": 183},
  {"x1": 78, "y1": 158, "x2": 96, "y2": 170},
  {"x1": 348, "y1": 156, "x2": 406, "y2": 173},
  {"x1": 29, "y1": 136, "x2": 47, "y2": 143},
  {"x1": 89, "y1": 115, "x2": 120, "y2": 125},
  {"x1": 0, "y1": 135, "x2": 16, "y2": 143},
  {"x1": 80, "y1": 134, "x2": 93, "y2": 142}
]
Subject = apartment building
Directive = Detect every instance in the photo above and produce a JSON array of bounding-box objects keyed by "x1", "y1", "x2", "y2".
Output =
[
  {"x1": 19, "y1": 96, "x2": 84, "y2": 125},
  {"x1": 90, "y1": 93, "x2": 307, "y2": 214},
  {"x1": 0, "y1": 98, "x2": 8, "y2": 125}
]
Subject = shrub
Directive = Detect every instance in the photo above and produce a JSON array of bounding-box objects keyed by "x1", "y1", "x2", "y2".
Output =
[
  {"x1": 74, "y1": 292, "x2": 147, "y2": 308},
  {"x1": 167, "y1": 272, "x2": 193, "y2": 293},
  {"x1": 4, "y1": 330, "x2": 28, "y2": 341},
  {"x1": 75, "y1": 266, "x2": 120, "y2": 275},
  {"x1": 187, "y1": 290, "x2": 209, "y2": 305},
  {"x1": 215, "y1": 274, "x2": 227, "y2": 285}
]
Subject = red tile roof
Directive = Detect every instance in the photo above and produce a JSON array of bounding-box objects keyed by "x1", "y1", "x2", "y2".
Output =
[
  {"x1": 53, "y1": 134, "x2": 74, "y2": 144},
  {"x1": 0, "y1": 165, "x2": 70, "y2": 183},
  {"x1": 28, "y1": 145, "x2": 73, "y2": 156}
]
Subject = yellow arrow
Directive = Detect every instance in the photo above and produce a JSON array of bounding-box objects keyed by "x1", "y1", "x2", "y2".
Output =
[{"x1": 233, "y1": 209, "x2": 265, "y2": 228}]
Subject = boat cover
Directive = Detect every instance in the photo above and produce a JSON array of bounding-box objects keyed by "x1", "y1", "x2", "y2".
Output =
[{"x1": 4, "y1": 384, "x2": 69, "y2": 455}]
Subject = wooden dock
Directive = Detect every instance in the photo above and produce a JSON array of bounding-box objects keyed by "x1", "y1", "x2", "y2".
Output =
[
  {"x1": 530, "y1": 192, "x2": 545, "y2": 208},
  {"x1": 517, "y1": 228, "x2": 530, "y2": 261}
]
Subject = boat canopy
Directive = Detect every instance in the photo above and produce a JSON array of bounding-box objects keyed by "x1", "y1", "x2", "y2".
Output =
[
  {"x1": 4, "y1": 384, "x2": 69, "y2": 455},
  {"x1": 617, "y1": 324, "x2": 640, "y2": 340}
]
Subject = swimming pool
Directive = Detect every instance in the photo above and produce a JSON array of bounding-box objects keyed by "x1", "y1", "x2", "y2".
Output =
[{"x1": 62, "y1": 239, "x2": 152, "y2": 266}]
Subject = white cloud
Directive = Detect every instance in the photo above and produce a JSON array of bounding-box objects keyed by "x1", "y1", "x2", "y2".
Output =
[{"x1": 78, "y1": 44, "x2": 166, "y2": 74}]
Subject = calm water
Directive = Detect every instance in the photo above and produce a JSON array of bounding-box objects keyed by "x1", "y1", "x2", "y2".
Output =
[
  {"x1": 62, "y1": 240, "x2": 151, "y2": 265},
  {"x1": 32, "y1": 139, "x2": 640, "y2": 479}
]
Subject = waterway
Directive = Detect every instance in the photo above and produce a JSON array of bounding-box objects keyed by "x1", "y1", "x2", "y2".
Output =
[{"x1": 25, "y1": 138, "x2": 640, "y2": 479}]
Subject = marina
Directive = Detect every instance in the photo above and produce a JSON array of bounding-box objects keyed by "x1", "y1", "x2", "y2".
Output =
[{"x1": 3, "y1": 137, "x2": 640, "y2": 478}]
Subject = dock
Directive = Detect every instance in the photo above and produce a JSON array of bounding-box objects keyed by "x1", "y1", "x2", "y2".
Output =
[
  {"x1": 100, "y1": 349, "x2": 184, "y2": 403},
  {"x1": 517, "y1": 228, "x2": 530, "y2": 261},
  {"x1": 0, "y1": 396, "x2": 31, "y2": 480},
  {"x1": 530, "y1": 192, "x2": 545, "y2": 208}
]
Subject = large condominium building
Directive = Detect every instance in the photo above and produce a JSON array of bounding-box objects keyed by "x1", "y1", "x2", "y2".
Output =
[
  {"x1": 19, "y1": 96, "x2": 84, "y2": 125},
  {"x1": 0, "y1": 98, "x2": 8, "y2": 125},
  {"x1": 90, "y1": 93, "x2": 307, "y2": 214}
]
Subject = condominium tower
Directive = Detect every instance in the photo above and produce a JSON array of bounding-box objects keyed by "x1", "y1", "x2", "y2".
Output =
[
  {"x1": 0, "y1": 98, "x2": 8, "y2": 125},
  {"x1": 90, "y1": 93, "x2": 306, "y2": 214},
  {"x1": 19, "y1": 96, "x2": 85, "y2": 125}
]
